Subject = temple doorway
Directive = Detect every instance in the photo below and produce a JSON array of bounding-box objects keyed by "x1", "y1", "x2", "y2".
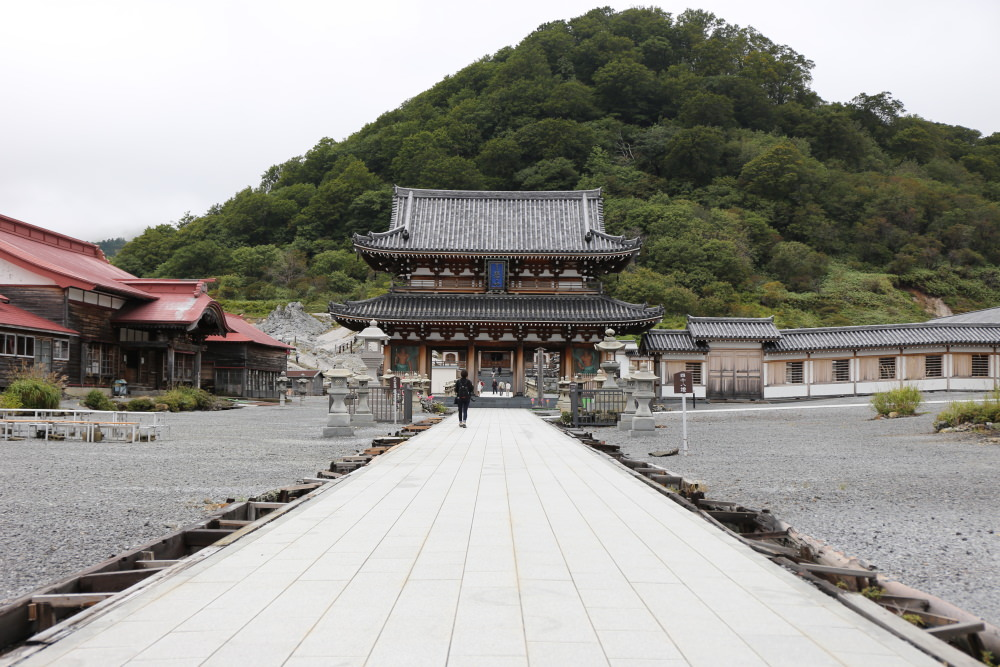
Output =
[
  {"x1": 478, "y1": 349, "x2": 514, "y2": 396},
  {"x1": 430, "y1": 348, "x2": 467, "y2": 395}
]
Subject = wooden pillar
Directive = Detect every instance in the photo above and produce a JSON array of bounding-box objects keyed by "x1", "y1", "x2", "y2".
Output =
[
  {"x1": 515, "y1": 344, "x2": 525, "y2": 395},
  {"x1": 467, "y1": 341, "x2": 476, "y2": 381},
  {"x1": 166, "y1": 347, "x2": 175, "y2": 387},
  {"x1": 193, "y1": 347, "x2": 203, "y2": 389}
]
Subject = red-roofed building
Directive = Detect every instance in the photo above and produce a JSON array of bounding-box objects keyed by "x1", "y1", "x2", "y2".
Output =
[
  {"x1": 204, "y1": 314, "x2": 292, "y2": 398},
  {"x1": 0, "y1": 294, "x2": 79, "y2": 380},
  {"x1": 0, "y1": 213, "x2": 232, "y2": 391}
]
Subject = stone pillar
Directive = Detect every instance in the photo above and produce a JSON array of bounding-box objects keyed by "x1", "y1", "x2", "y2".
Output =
[
  {"x1": 403, "y1": 377, "x2": 422, "y2": 416},
  {"x1": 322, "y1": 368, "x2": 354, "y2": 437},
  {"x1": 352, "y1": 374, "x2": 374, "y2": 424},
  {"x1": 629, "y1": 370, "x2": 658, "y2": 436},
  {"x1": 619, "y1": 378, "x2": 636, "y2": 431},
  {"x1": 556, "y1": 378, "x2": 572, "y2": 413}
]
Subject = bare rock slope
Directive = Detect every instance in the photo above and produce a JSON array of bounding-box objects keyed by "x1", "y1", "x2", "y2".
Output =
[{"x1": 256, "y1": 302, "x2": 367, "y2": 374}]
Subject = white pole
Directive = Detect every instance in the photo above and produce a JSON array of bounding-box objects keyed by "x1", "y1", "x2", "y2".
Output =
[{"x1": 681, "y1": 392, "x2": 689, "y2": 455}]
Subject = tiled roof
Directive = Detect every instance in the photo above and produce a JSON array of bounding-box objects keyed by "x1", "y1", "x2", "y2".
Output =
[
  {"x1": 206, "y1": 314, "x2": 293, "y2": 349},
  {"x1": 641, "y1": 329, "x2": 707, "y2": 353},
  {"x1": 686, "y1": 316, "x2": 782, "y2": 341},
  {"x1": 0, "y1": 213, "x2": 154, "y2": 300},
  {"x1": 767, "y1": 323, "x2": 1000, "y2": 352},
  {"x1": 330, "y1": 293, "x2": 663, "y2": 331},
  {"x1": 0, "y1": 295, "x2": 78, "y2": 335},
  {"x1": 353, "y1": 187, "x2": 640, "y2": 256},
  {"x1": 929, "y1": 306, "x2": 1000, "y2": 324},
  {"x1": 112, "y1": 280, "x2": 230, "y2": 333}
]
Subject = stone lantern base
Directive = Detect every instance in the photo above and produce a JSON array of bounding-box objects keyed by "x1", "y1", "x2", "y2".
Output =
[
  {"x1": 628, "y1": 415, "x2": 656, "y2": 436},
  {"x1": 323, "y1": 415, "x2": 354, "y2": 437}
]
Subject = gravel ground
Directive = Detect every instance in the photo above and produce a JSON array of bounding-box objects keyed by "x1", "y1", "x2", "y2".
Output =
[
  {"x1": 3, "y1": 392, "x2": 998, "y2": 632},
  {"x1": 0, "y1": 397, "x2": 399, "y2": 604},
  {"x1": 602, "y1": 392, "x2": 1000, "y2": 627}
]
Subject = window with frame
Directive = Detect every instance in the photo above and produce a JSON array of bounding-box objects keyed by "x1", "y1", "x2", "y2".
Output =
[
  {"x1": 1, "y1": 334, "x2": 35, "y2": 357},
  {"x1": 53, "y1": 339, "x2": 70, "y2": 361},
  {"x1": 925, "y1": 355, "x2": 943, "y2": 378},
  {"x1": 785, "y1": 361, "x2": 804, "y2": 384},
  {"x1": 685, "y1": 362, "x2": 702, "y2": 385},
  {"x1": 879, "y1": 357, "x2": 896, "y2": 379},
  {"x1": 832, "y1": 359, "x2": 850, "y2": 382},
  {"x1": 972, "y1": 354, "x2": 989, "y2": 377}
]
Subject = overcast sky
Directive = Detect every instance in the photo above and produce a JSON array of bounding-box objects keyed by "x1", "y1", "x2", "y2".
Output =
[{"x1": 2, "y1": 0, "x2": 997, "y2": 244}]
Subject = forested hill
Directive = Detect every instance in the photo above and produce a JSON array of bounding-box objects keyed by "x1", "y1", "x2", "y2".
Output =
[{"x1": 113, "y1": 6, "x2": 1000, "y2": 327}]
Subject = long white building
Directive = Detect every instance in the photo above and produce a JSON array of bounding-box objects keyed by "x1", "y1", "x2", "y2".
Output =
[{"x1": 639, "y1": 310, "x2": 1000, "y2": 400}]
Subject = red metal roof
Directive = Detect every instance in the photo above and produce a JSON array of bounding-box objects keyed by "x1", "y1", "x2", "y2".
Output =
[
  {"x1": 111, "y1": 280, "x2": 231, "y2": 332},
  {"x1": 0, "y1": 213, "x2": 154, "y2": 300},
  {"x1": 0, "y1": 295, "x2": 78, "y2": 335},
  {"x1": 206, "y1": 313, "x2": 293, "y2": 350}
]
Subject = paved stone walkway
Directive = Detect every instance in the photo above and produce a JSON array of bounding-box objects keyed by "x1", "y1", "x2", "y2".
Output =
[{"x1": 17, "y1": 409, "x2": 943, "y2": 666}]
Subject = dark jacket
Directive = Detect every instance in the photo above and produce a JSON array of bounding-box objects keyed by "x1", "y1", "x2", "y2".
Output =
[{"x1": 455, "y1": 378, "x2": 475, "y2": 402}]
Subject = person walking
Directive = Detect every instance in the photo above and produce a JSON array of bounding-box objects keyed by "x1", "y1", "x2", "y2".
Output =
[{"x1": 455, "y1": 369, "x2": 475, "y2": 428}]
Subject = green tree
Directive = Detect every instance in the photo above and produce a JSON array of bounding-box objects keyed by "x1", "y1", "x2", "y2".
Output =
[
  {"x1": 153, "y1": 239, "x2": 232, "y2": 279},
  {"x1": 766, "y1": 241, "x2": 830, "y2": 291},
  {"x1": 112, "y1": 224, "x2": 179, "y2": 277},
  {"x1": 231, "y1": 245, "x2": 281, "y2": 279}
]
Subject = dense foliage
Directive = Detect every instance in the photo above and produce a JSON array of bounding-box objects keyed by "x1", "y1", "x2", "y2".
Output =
[
  {"x1": 113, "y1": 7, "x2": 1000, "y2": 324},
  {"x1": 95, "y1": 237, "x2": 128, "y2": 258}
]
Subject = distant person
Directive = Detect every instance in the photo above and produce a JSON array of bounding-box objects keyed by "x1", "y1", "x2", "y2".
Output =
[
  {"x1": 492, "y1": 377, "x2": 499, "y2": 394},
  {"x1": 454, "y1": 369, "x2": 475, "y2": 428},
  {"x1": 478, "y1": 380, "x2": 484, "y2": 395}
]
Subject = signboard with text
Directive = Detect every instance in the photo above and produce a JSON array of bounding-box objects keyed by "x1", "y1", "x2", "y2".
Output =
[{"x1": 673, "y1": 371, "x2": 693, "y2": 394}]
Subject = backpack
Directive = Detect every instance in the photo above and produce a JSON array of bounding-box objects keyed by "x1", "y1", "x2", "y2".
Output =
[{"x1": 456, "y1": 379, "x2": 471, "y2": 399}]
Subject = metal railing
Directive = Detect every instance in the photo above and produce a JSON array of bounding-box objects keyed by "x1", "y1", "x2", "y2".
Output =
[
  {"x1": 345, "y1": 386, "x2": 412, "y2": 423},
  {"x1": 569, "y1": 387, "x2": 626, "y2": 427}
]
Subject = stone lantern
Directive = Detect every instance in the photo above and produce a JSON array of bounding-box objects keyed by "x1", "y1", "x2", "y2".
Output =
[
  {"x1": 356, "y1": 319, "x2": 390, "y2": 379},
  {"x1": 276, "y1": 372, "x2": 289, "y2": 407},
  {"x1": 296, "y1": 377, "x2": 309, "y2": 404},
  {"x1": 322, "y1": 367, "x2": 354, "y2": 437},
  {"x1": 594, "y1": 328, "x2": 626, "y2": 390},
  {"x1": 629, "y1": 368, "x2": 658, "y2": 436},
  {"x1": 619, "y1": 377, "x2": 636, "y2": 431},
  {"x1": 352, "y1": 372, "x2": 374, "y2": 424}
]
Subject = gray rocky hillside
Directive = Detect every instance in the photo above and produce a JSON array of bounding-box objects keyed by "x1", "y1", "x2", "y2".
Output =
[{"x1": 256, "y1": 302, "x2": 367, "y2": 374}]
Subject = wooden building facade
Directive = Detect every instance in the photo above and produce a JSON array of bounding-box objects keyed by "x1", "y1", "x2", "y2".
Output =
[
  {"x1": 330, "y1": 187, "x2": 662, "y2": 394},
  {"x1": 203, "y1": 313, "x2": 291, "y2": 398},
  {"x1": 0, "y1": 213, "x2": 232, "y2": 391}
]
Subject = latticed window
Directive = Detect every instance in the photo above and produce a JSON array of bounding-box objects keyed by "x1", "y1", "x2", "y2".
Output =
[
  {"x1": 785, "y1": 361, "x2": 804, "y2": 384},
  {"x1": 685, "y1": 362, "x2": 702, "y2": 384},
  {"x1": 879, "y1": 357, "x2": 896, "y2": 379},
  {"x1": 972, "y1": 354, "x2": 989, "y2": 377},
  {"x1": 833, "y1": 359, "x2": 850, "y2": 382},
  {"x1": 925, "y1": 355, "x2": 943, "y2": 378}
]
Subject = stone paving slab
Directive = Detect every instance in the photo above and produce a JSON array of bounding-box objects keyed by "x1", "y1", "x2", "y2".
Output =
[{"x1": 14, "y1": 409, "x2": 943, "y2": 666}]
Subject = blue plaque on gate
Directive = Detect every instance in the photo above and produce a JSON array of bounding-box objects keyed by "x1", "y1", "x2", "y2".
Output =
[{"x1": 487, "y1": 260, "x2": 506, "y2": 291}]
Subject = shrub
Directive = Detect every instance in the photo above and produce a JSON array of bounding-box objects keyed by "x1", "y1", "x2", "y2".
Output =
[
  {"x1": 870, "y1": 386, "x2": 922, "y2": 417},
  {"x1": 0, "y1": 392, "x2": 22, "y2": 409},
  {"x1": 5, "y1": 378, "x2": 61, "y2": 409},
  {"x1": 936, "y1": 390, "x2": 1000, "y2": 428},
  {"x1": 126, "y1": 396, "x2": 158, "y2": 412},
  {"x1": 160, "y1": 386, "x2": 221, "y2": 412},
  {"x1": 82, "y1": 389, "x2": 116, "y2": 411}
]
